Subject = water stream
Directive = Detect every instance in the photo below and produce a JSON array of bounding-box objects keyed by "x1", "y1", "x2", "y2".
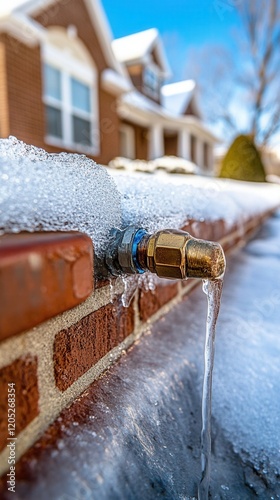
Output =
[{"x1": 198, "y1": 278, "x2": 224, "y2": 499}]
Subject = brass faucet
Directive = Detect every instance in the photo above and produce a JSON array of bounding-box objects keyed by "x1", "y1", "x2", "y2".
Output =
[{"x1": 106, "y1": 226, "x2": 226, "y2": 280}]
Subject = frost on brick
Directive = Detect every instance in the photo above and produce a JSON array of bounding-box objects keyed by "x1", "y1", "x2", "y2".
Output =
[{"x1": 0, "y1": 137, "x2": 121, "y2": 256}]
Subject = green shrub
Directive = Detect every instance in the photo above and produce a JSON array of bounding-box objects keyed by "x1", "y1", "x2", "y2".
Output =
[{"x1": 219, "y1": 134, "x2": 266, "y2": 182}]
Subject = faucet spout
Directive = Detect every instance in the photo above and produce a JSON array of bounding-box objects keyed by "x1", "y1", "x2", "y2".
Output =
[{"x1": 105, "y1": 227, "x2": 226, "y2": 281}]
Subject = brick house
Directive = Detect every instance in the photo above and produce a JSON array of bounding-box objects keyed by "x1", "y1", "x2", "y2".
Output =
[{"x1": 0, "y1": 0, "x2": 218, "y2": 171}]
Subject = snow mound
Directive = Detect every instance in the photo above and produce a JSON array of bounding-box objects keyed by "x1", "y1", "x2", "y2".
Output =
[{"x1": 0, "y1": 136, "x2": 121, "y2": 256}]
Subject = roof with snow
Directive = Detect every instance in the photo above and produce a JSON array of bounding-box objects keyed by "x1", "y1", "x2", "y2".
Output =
[
  {"x1": 112, "y1": 28, "x2": 171, "y2": 77},
  {"x1": 0, "y1": 0, "x2": 37, "y2": 17},
  {"x1": 0, "y1": 0, "x2": 128, "y2": 81},
  {"x1": 161, "y1": 80, "x2": 200, "y2": 117},
  {"x1": 118, "y1": 90, "x2": 219, "y2": 142}
]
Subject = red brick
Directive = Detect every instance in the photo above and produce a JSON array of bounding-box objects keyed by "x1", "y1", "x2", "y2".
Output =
[
  {"x1": 211, "y1": 219, "x2": 227, "y2": 241},
  {"x1": 138, "y1": 282, "x2": 179, "y2": 322},
  {"x1": 182, "y1": 219, "x2": 226, "y2": 241},
  {"x1": 0, "y1": 232, "x2": 93, "y2": 341},
  {"x1": 3, "y1": 33, "x2": 45, "y2": 148},
  {"x1": 53, "y1": 297, "x2": 135, "y2": 391},
  {"x1": 0, "y1": 356, "x2": 39, "y2": 452}
]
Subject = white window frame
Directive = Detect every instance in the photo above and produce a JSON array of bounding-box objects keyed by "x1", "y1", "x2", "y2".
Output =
[
  {"x1": 119, "y1": 124, "x2": 135, "y2": 159},
  {"x1": 42, "y1": 43, "x2": 99, "y2": 155}
]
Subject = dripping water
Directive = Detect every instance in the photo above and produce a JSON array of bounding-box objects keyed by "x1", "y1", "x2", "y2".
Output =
[{"x1": 198, "y1": 278, "x2": 224, "y2": 500}]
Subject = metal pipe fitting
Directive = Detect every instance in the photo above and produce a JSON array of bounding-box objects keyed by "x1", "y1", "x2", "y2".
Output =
[{"x1": 105, "y1": 226, "x2": 226, "y2": 280}]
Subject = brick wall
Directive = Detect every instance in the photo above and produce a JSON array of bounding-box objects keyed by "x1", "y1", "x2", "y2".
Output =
[
  {"x1": 97, "y1": 88, "x2": 120, "y2": 165},
  {"x1": 1, "y1": 33, "x2": 45, "y2": 147},
  {"x1": 0, "y1": 209, "x2": 275, "y2": 478},
  {"x1": 0, "y1": 38, "x2": 9, "y2": 138}
]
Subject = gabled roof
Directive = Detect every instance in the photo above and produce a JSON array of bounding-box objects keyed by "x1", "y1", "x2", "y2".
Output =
[
  {"x1": 0, "y1": 0, "x2": 129, "y2": 80},
  {"x1": 112, "y1": 28, "x2": 171, "y2": 78},
  {"x1": 161, "y1": 80, "x2": 201, "y2": 117},
  {"x1": 0, "y1": 0, "x2": 29, "y2": 17}
]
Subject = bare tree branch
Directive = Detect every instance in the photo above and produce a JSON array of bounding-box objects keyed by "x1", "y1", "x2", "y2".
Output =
[{"x1": 189, "y1": 0, "x2": 280, "y2": 146}]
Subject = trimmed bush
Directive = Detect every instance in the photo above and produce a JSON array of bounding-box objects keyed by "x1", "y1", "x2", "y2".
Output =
[{"x1": 219, "y1": 135, "x2": 266, "y2": 182}]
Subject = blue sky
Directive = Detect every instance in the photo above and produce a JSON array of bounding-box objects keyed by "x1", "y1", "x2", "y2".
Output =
[{"x1": 102, "y1": 0, "x2": 242, "y2": 82}]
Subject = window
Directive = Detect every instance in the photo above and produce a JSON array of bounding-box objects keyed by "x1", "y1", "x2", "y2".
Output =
[
  {"x1": 44, "y1": 64, "x2": 94, "y2": 148},
  {"x1": 45, "y1": 65, "x2": 61, "y2": 100},
  {"x1": 46, "y1": 106, "x2": 62, "y2": 139},
  {"x1": 44, "y1": 65, "x2": 63, "y2": 140},
  {"x1": 143, "y1": 65, "x2": 160, "y2": 100},
  {"x1": 71, "y1": 77, "x2": 92, "y2": 146},
  {"x1": 42, "y1": 28, "x2": 99, "y2": 154}
]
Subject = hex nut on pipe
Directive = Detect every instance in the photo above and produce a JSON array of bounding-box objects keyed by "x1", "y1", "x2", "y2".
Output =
[{"x1": 147, "y1": 230, "x2": 190, "y2": 279}]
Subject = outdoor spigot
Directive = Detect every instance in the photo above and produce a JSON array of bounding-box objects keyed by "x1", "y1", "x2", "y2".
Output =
[{"x1": 106, "y1": 226, "x2": 225, "y2": 280}]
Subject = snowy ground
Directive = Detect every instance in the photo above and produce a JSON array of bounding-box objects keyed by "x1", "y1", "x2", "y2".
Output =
[{"x1": 212, "y1": 211, "x2": 280, "y2": 492}]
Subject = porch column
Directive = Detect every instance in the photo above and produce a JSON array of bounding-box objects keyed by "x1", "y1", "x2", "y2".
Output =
[
  {"x1": 178, "y1": 129, "x2": 190, "y2": 160},
  {"x1": 148, "y1": 124, "x2": 164, "y2": 160},
  {"x1": 195, "y1": 137, "x2": 203, "y2": 168},
  {"x1": 207, "y1": 143, "x2": 214, "y2": 173}
]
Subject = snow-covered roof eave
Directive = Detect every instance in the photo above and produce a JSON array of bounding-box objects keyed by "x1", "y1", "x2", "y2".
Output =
[
  {"x1": 151, "y1": 33, "x2": 171, "y2": 78},
  {"x1": 102, "y1": 68, "x2": 133, "y2": 96},
  {"x1": 112, "y1": 28, "x2": 171, "y2": 78},
  {"x1": 182, "y1": 115, "x2": 221, "y2": 143},
  {"x1": 161, "y1": 80, "x2": 203, "y2": 118},
  {"x1": 0, "y1": 11, "x2": 46, "y2": 46},
  {"x1": 84, "y1": 0, "x2": 129, "y2": 79},
  {"x1": 0, "y1": 0, "x2": 29, "y2": 17},
  {"x1": 118, "y1": 90, "x2": 221, "y2": 143},
  {"x1": 120, "y1": 90, "x2": 168, "y2": 120}
]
